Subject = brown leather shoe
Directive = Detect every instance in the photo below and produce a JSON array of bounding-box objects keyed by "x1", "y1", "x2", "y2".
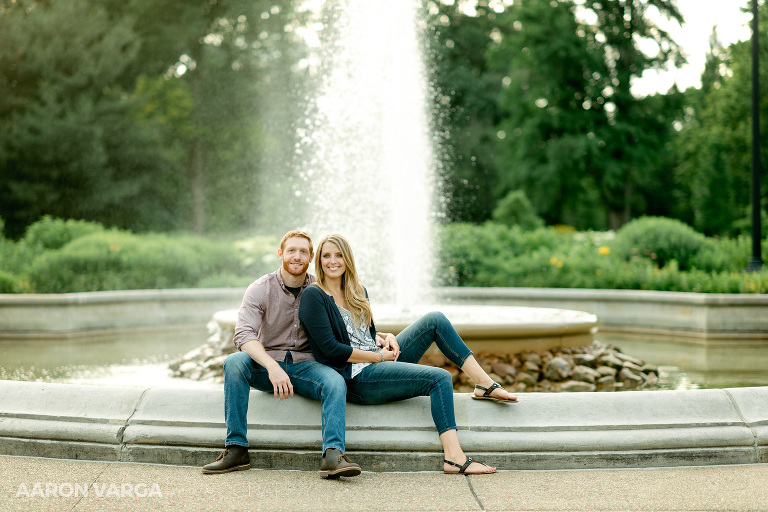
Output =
[
  {"x1": 202, "y1": 446, "x2": 250, "y2": 474},
  {"x1": 319, "y1": 448, "x2": 361, "y2": 479}
]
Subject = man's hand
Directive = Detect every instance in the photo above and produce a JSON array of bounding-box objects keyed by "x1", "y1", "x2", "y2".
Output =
[
  {"x1": 267, "y1": 364, "x2": 294, "y2": 400},
  {"x1": 376, "y1": 333, "x2": 400, "y2": 360},
  {"x1": 240, "y1": 340, "x2": 294, "y2": 400}
]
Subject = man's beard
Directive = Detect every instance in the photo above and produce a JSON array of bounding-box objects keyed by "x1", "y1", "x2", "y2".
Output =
[{"x1": 283, "y1": 259, "x2": 309, "y2": 276}]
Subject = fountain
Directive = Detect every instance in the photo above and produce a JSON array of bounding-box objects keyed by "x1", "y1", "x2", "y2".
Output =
[
  {"x1": 292, "y1": 0, "x2": 436, "y2": 307},
  {"x1": 174, "y1": 0, "x2": 603, "y2": 388}
]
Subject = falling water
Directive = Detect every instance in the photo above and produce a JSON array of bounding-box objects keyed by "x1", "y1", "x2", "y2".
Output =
[{"x1": 295, "y1": 0, "x2": 436, "y2": 308}]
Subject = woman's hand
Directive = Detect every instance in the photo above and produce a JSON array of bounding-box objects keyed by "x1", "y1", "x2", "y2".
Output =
[
  {"x1": 376, "y1": 333, "x2": 400, "y2": 359},
  {"x1": 380, "y1": 348, "x2": 397, "y2": 362}
]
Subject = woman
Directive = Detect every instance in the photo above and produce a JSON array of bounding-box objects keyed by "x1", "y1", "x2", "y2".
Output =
[{"x1": 299, "y1": 234, "x2": 517, "y2": 475}]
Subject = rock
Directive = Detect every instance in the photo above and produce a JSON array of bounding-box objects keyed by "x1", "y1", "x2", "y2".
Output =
[
  {"x1": 559, "y1": 380, "x2": 596, "y2": 392},
  {"x1": 596, "y1": 366, "x2": 617, "y2": 377},
  {"x1": 641, "y1": 364, "x2": 659, "y2": 376},
  {"x1": 537, "y1": 380, "x2": 554, "y2": 392},
  {"x1": 643, "y1": 372, "x2": 659, "y2": 387},
  {"x1": 572, "y1": 365, "x2": 601, "y2": 384},
  {"x1": 178, "y1": 361, "x2": 198, "y2": 374},
  {"x1": 622, "y1": 361, "x2": 644, "y2": 373},
  {"x1": 523, "y1": 361, "x2": 541, "y2": 374},
  {"x1": 516, "y1": 372, "x2": 538, "y2": 387},
  {"x1": 598, "y1": 354, "x2": 624, "y2": 371},
  {"x1": 488, "y1": 373, "x2": 503, "y2": 384},
  {"x1": 543, "y1": 357, "x2": 572, "y2": 382},
  {"x1": 596, "y1": 375, "x2": 616, "y2": 391},
  {"x1": 613, "y1": 351, "x2": 645, "y2": 366},
  {"x1": 202, "y1": 354, "x2": 227, "y2": 370},
  {"x1": 520, "y1": 352, "x2": 542, "y2": 367},
  {"x1": 618, "y1": 368, "x2": 643, "y2": 388},
  {"x1": 491, "y1": 363, "x2": 517, "y2": 379},
  {"x1": 572, "y1": 354, "x2": 597, "y2": 368}
]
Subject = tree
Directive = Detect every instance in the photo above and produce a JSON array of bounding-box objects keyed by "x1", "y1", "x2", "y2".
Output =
[
  {"x1": 488, "y1": 0, "x2": 609, "y2": 229},
  {"x1": 426, "y1": 0, "x2": 505, "y2": 223},
  {"x1": 584, "y1": 0, "x2": 684, "y2": 229},
  {"x1": 88, "y1": 0, "x2": 309, "y2": 233},
  {"x1": 0, "y1": 0, "x2": 308, "y2": 236},
  {"x1": 488, "y1": 0, "x2": 684, "y2": 230},
  {"x1": 0, "y1": 0, "x2": 180, "y2": 237},
  {"x1": 673, "y1": 1, "x2": 768, "y2": 236}
]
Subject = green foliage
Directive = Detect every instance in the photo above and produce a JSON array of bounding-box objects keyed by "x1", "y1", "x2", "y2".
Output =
[
  {"x1": 610, "y1": 216, "x2": 712, "y2": 270},
  {"x1": 22, "y1": 216, "x2": 105, "y2": 250},
  {"x1": 672, "y1": 3, "x2": 768, "y2": 236},
  {"x1": 439, "y1": 222, "x2": 564, "y2": 286},
  {"x1": 426, "y1": 1, "x2": 503, "y2": 223},
  {"x1": 438, "y1": 221, "x2": 768, "y2": 293},
  {"x1": 0, "y1": 270, "x2": 16, "y2": 293},
  {"x1": 0, "y1": 0, "x2": 306, "y2": 237},
  {"x1": 26, "y1": 230, "x2": 244, "y2": 293},
  {"x1": 492, "y1": 190, "x2": 544, "y2": 230},
  {"x1": 487, "y1": 0, "x2": 685, "y2": 230}
]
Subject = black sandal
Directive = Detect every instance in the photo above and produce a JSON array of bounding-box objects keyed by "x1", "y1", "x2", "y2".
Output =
[
  {"x1": 471, "y1": 382, "x2": 518, "y2": 403},
  {"x1": 443, "y1": 457, "x2": 495, "y2": 474}
]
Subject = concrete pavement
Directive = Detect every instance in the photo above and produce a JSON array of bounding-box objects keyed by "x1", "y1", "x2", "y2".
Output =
[{"x1": 2, "y1": 455, "x2": 767, "y2": 512}]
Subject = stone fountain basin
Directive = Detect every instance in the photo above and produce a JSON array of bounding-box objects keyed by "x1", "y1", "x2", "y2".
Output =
[{"x1": 213, "y1": 305, "x2": 598, "y2": 353}]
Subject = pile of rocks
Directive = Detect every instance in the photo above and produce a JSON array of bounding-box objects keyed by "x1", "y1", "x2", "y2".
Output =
[
  {"x1": 170, "y1": 321, "x2": 660, "y2": 392},
  {"x1": 168, "y1": 320, "x2": 235, "y2": 384},
  {"x1": 420, "y1": 343, "x2": 659, "y2": 393}
]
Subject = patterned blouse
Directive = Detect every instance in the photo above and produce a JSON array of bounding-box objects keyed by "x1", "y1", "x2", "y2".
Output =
[{"x1": 336, "y1": 304, "x2": 380, "y2": 379}]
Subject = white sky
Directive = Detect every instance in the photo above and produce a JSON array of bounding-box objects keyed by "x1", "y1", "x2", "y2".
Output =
[{"x1": 632, "y1": 0, "x2": 753, "y2": 96}]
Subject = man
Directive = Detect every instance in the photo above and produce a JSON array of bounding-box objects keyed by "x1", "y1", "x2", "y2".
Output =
[{"x1": 202, "y1": 230, "x2": 361, "y2": 478}]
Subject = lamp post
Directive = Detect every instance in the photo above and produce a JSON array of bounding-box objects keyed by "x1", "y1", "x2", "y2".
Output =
[{"x1": 747, "y1": 0, "x2": 764, "y2": 272}]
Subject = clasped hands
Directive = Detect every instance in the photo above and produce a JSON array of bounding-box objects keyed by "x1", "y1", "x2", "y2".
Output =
[{"x1": 376, "y1": 332, "x2": 400, "y2": 361}]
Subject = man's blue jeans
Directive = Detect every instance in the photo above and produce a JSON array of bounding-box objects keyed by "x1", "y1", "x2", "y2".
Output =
[
  {"x1": 347, "y1": 311, "x2": 473, "y2": 435},
  {"x1": 223, "y1": 351, "x2": 347, "y2": 453}
]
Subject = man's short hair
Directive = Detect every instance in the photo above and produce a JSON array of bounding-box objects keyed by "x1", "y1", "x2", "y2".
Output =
[{"x1": 280, "y1": 230, "x2": 313, "y2": 255}]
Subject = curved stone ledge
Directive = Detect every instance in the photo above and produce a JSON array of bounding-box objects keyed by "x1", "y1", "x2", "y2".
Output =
[
  {"x1": 438, "y1": 287, "x2": 768, "y2": 338},
  {"x1": 2, "y1": 287, "x2": 767, "y2": 338},
  {"x1": 0, "y1": 380, "x2": 765, "y2": 471}
]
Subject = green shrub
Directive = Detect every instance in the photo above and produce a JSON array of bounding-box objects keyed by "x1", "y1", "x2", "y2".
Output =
[
  {"x1": 439, "y1": 222, "x2": 566, "y2": 286},
  {"x1": 0, "y1": 270, "x2": 16, "y2": 293},
  {"x1": 27, "y1": 230, "x2": 243, "y2": 293},
  {"x1": 611, "y1": 216, "x2": 712, "y2": 270},
  {"x1": 22, "y1": 216, "x2": 105, "y2": 250},
  {"x1": 437, "y1": 222, "x2": 768, "y2": 293},
  {"x1": 492, "y1": 190, "x2": 544, "y2": 230}
]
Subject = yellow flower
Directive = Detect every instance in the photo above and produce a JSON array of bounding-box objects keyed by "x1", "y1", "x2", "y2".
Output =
[
  {"x1": 595, "y1": 269, "x2": 601, "y2": 275},
  {"x1": 598, "y1": 246, "x2": 610, "y2": 256},
  {"x1": 556, "y1": 261, "x2": 564, "y2": 268},
  {"x1": 549, "y1": 257, "x2": 558, "y2": 265}
]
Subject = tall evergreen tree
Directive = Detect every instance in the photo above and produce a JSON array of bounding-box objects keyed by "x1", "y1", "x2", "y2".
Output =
[
  {"x1": 673, "y1": 1, "x2": 767, "y2": 236},
  {"x1": 0, "y1": 0, "x2": 179, "y2": 237}
]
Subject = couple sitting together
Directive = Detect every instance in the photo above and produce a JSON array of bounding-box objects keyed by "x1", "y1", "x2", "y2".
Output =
[{"x1": 202, "y1": 230, "x2": 517, "y2": 478}]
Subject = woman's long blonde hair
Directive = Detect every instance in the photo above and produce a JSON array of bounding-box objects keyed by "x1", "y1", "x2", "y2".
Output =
[{"x1": 315, "y1": 234, "x2": 373, "y2": 326}]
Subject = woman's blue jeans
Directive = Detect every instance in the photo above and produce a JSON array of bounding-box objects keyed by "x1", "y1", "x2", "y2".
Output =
[
  {"x1": 223, "y1": 351, "x2": 347, "y2": 453},
  {"x1": 347, "y1": 311, "x2": 473, "y2": 435}
]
